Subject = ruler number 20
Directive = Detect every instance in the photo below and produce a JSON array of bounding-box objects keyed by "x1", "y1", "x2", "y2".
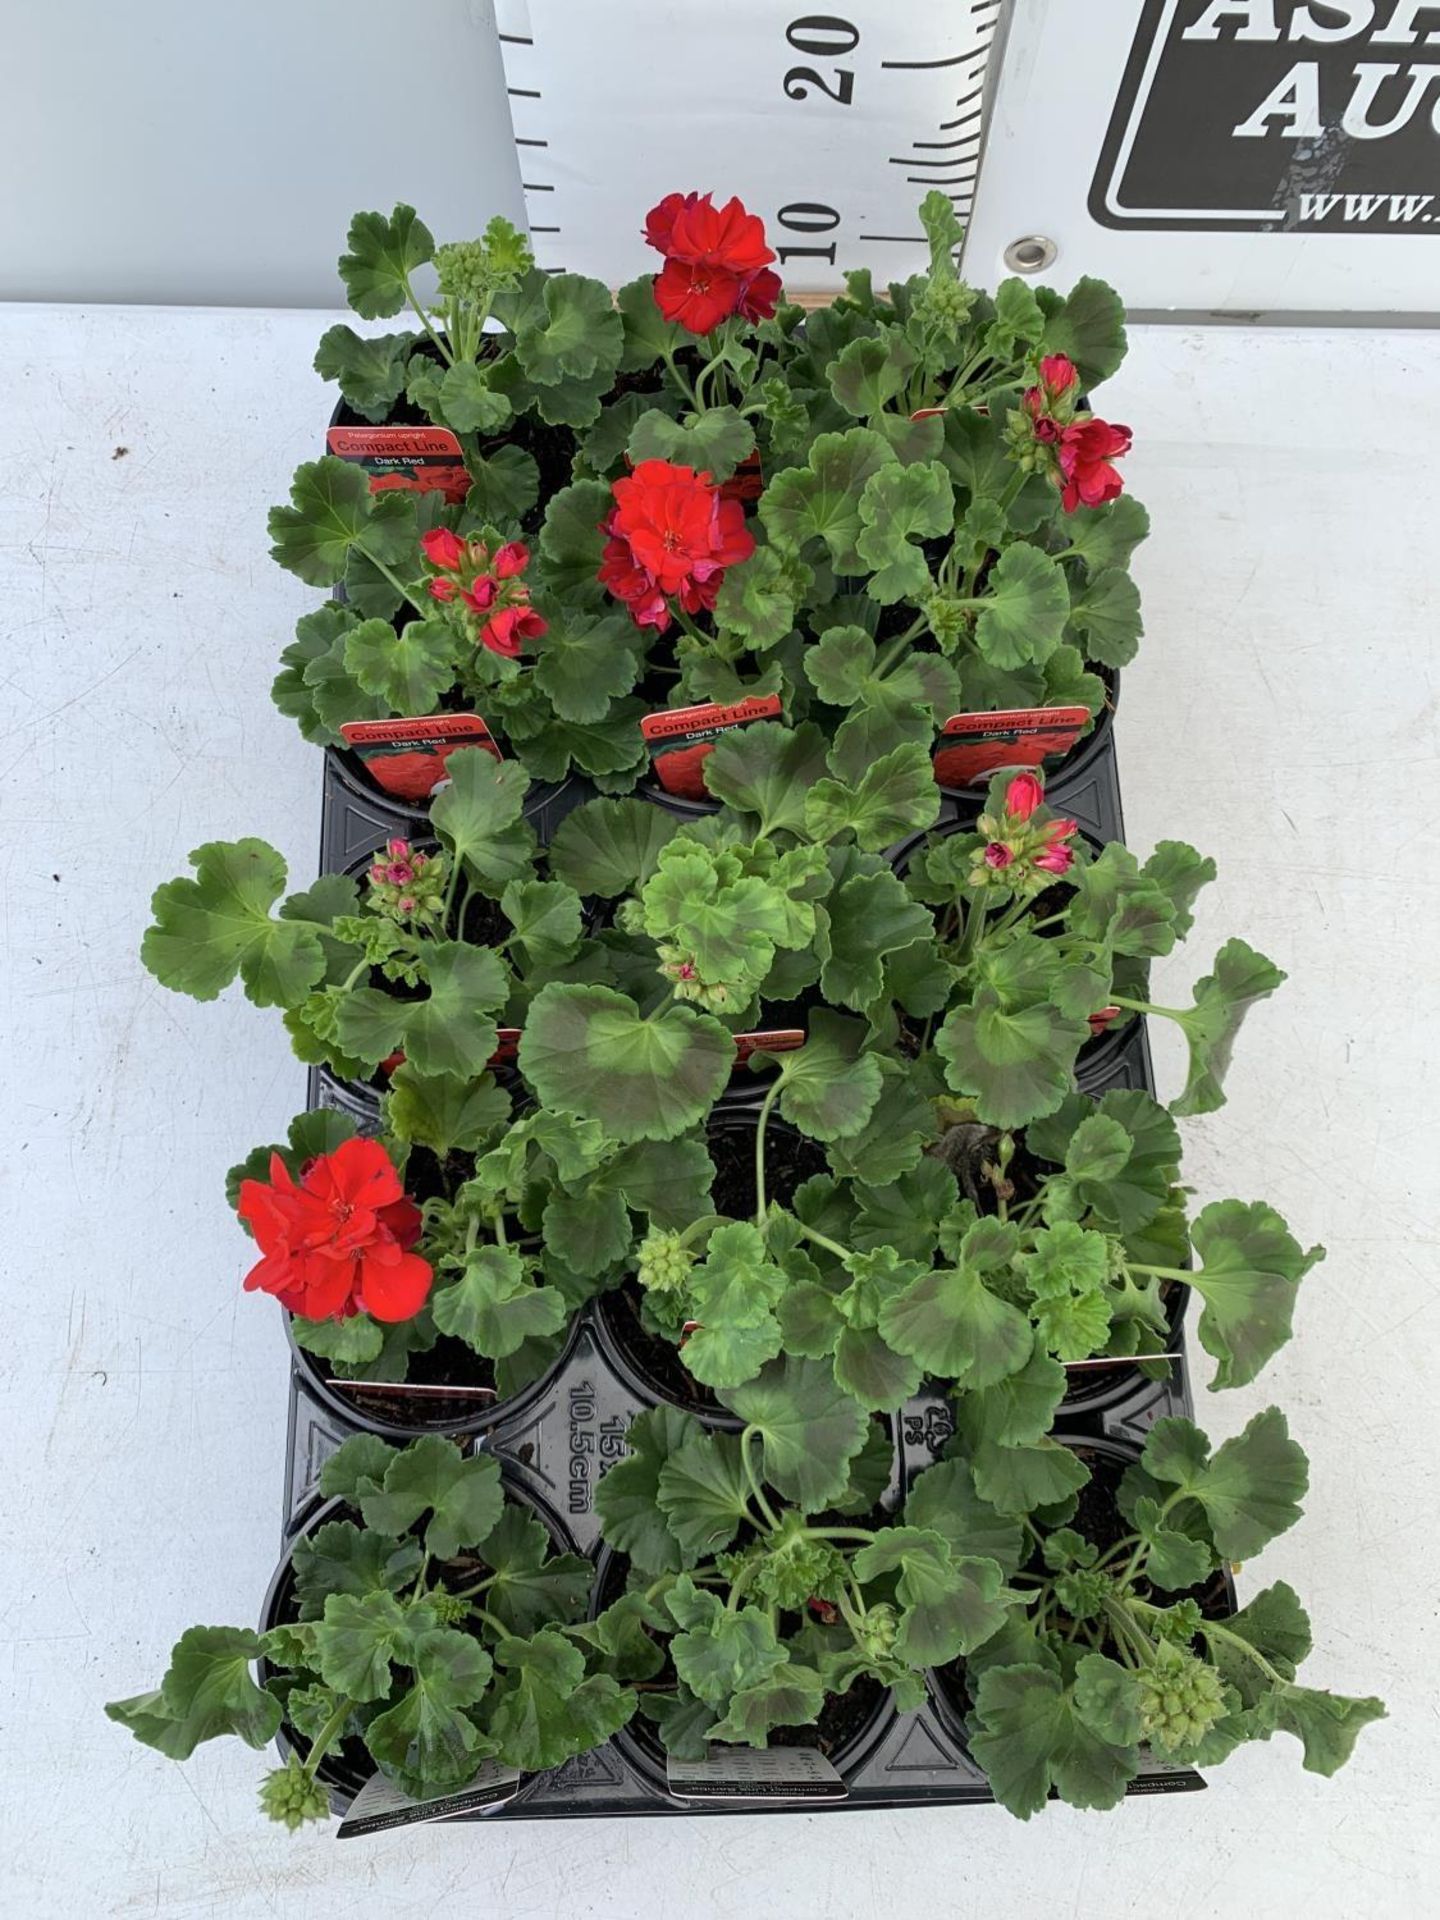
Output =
[{"x1": 779, "y1": 16, "x2": 855, "y2": 268}]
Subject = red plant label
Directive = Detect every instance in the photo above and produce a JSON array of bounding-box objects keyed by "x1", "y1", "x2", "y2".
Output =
[
  {"x1": 733, "y1": 1028, "x2": 806, "y2": 1062},
  {"x1": 326, "y1": 425, "x2": 471, "y2": 504},
  {"x1": 490, "y1": 1028, "x2": 521, "y2": 1065},
  {"x1": 340, "y1": 714, "x2": 501, "y2": 801},
  {"x1": 1088, "y1": 1006, "x2": 1122, "y2": 1037},
  {"x1": 933, "y1": 706, "x2": 1091, "y2": 790},
  {"x1": 639, "y1": 694, "x2": 783, "y2": 801}
]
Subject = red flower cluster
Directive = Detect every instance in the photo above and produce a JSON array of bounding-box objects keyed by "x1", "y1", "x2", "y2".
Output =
[
  {"x1": 645, "y1": 192, "x2": 781, "y2": 334},
  {"x1": 1020, "y1": 353, "x2": 1132, "y2": 514},
  {"x1": 973, "y1": 772, "x2": 1079, "y2": 888},
  {"x1": 598, "y1": 458, "x2": 755, "y2": 632},
  {"x1": 237, "y1": 1138, "x2": 431, "y2": 1323},
  {"x1": 421, "y1": 526, "x2": 547, "y2": 657}
]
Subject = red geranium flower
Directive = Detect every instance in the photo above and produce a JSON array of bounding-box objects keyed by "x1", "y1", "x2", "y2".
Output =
[
  {"x1": 598, "y1": 458, "x2": 755, "y2": 632},
  {"x1": 237, "y1": 1138, "x2": 431, "y2": 1324},
  {"x1": 1057, "y1": 417, "x2": 1132, "y2": 512},
  {"x1": 421, "y1": 526, "x2": 466, "y2": 570},
  {"x1": 644, "y1": 191, "x2": 779, "y2": 334}
]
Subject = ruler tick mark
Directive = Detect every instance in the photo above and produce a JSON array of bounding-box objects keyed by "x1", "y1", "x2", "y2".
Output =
[
  {"x1": 523, "y1": 183, "x2": 555, "y2": 192},
  {"x1": 882, "y1": 49, "x2": 988, "y2": 70},
  {"x1": 499, "y1": 32, "x2": 534, "y2": 43},
  {"x1": 515, "y1": 137, "x2": 549, "y2": 147},
  {"x1": 939, "y1": 107, "x2": 985, "y2": 131},
  {"x1": 508, "y1": 87, "x2": 542, "y2": 98},
  {"x1": 895, "y1": 152, "x2": 979, "y2": 167},
  {"x1": 907, "y1": 173, "x2": 977, "y2": 187},
  {"x1": 860, "y1": 234, "x2": 927, "y2": 244}
]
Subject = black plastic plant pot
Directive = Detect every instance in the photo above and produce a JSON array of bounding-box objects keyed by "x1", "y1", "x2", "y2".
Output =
[
  {"x1": 259, "y1": 1478, "x2": 583, "y2": 1813},
  {"x1": 1053, "y1": 1282, "x2": 1189, "y2": 1420},
  {"x1": 588, "y1": 1545, "x2": 897, "y2": 1798},
  {"x1": 286, "y1": 1300, "x2": 585, "y2": 1445},
  {"x1": 924, "y1": 1431, "x2": 1238, "y2": 1751},
  {"x1": 592, "y1": 1107, "x2": 831, "y2": 1424},
  {"x1": 320, "y1": 739, "x2": 586, "y2": 874},
  {"x1": 936, "y1": 667, "x2": 1119, "y2": 814}
]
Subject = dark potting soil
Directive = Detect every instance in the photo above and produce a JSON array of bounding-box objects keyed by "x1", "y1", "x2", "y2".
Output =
[
  {"x1": 709, "y1": 1114, "x2": 830, "y2": 1219},
  {"x1": 305, "y1": 1334, "x2": 499, "y2": 1430},
  {"x1": 603, "y1": 1278, "x2": 723, "y2": 1416}
]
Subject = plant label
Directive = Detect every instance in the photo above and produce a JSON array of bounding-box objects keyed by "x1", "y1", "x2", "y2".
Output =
[
  {"x1": 336, "y1": 1759, "x2": 523, "y2": 1837},
  {"x1": 733, "y1": 1029, "x2": 806, "y2": 1062},
  {"x1": 340, "y1": 714, "x2": 502, "y2": 801},
  {"x1": 1125, "y1": 1764, "x2": 1206, "y2": 1797},
  {"x1": 933, "y1": 706, "x2": 1092, "y2": 790},
  {"x1": 666, "y1": 1745, "x2": 848, "y2": 1805},
  {"x1": 718, "y1": 450, "x2": 764, "y2": 502},
  {"x1": 326, "y1": 425, "x2": 471, "y2": 504},
  {"x1": 640, "y1": 694, "x2": 783, "y2": 800}
]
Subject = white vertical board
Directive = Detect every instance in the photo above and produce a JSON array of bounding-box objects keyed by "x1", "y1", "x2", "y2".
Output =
[
  {"x1": 0, "y1": 0, "x2": 525, "y2": 306},
  {"x1": 494, "y1": 0, "x2": 1002, "y2": 288},
  {"x1": 962, "y1": 0, "x2": 1440, "y2": 316}
]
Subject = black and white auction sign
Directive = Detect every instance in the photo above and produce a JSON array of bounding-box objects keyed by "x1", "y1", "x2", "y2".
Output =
[{"x1": 950, "y1": 0, "x2": 1440, "y2": 312}]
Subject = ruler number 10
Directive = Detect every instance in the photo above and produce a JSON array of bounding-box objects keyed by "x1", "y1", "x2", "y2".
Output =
[{"x1": 780, "y1": 16, "x2": 855, "y2": 268}]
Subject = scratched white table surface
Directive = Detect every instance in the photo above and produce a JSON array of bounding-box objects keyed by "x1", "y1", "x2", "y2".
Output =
[{"x1": 0, "y1": 306, "x2": 1434, "y2": 1919}]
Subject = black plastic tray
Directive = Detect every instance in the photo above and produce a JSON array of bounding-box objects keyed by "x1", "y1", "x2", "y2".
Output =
[{"x1": 275, "y1": 719, "x2": 1210, "y2": 1819}]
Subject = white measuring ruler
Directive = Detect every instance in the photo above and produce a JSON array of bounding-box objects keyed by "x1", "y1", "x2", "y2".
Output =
[{"x1": 492, "y1": 0, "x2": 1004, "y2": 290}]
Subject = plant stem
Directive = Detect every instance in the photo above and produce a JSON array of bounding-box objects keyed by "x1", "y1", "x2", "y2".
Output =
[
  {"x1": 402, "y1": 276, "x2": 454, "y2": 367},
  {"x1": 353, "y1": 541, "x2": 428, "y2": 619},
  {"x1": 302, "y1": 1696, "x2": 355, "y2": 1782},
  {"x1": 872, "y1": 615, "x2": 928, "y2": 679},
  {"x1": 806, "y1": 1526, "x2": 878, "y2": 1544},
  {"x1": 790, "y1": 1219, "x2": 852, "y2": 1265},
  {"x1": 753, "y1": 1078, "x2": 784, "y2": 1227},
  {"x1": 740, "y1": 1428, "x2": 782, "y2": 1531}
]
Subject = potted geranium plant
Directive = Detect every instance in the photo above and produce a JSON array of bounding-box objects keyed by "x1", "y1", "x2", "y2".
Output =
[{"x1": 106, "y1": 1435, "x2": 639, "y2": 1826}]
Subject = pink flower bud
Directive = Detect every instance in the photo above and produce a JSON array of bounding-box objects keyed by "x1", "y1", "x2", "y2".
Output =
[
  {"x1": 1039, "y1": 354, "x2": 1079, "y2": 398},
  {"x1": 386, "y1": 862, "x2": 414, "y2": 885},
  {"x1": 493, "y1": 540, "x2": 529, "y2": 580},
  {"x1": 429, "y1": 577, "x2": 458, "y2": 602},
  {"x1": 462, "y1": 575, "x2": 498, "y2": 614},
  {"x1": 1034, "y1": 844, "x2": 1075, "y2": 876},
  {"x1": 387, "y1": 839, "x2": 410, "y2": 859},
  {"x1": 397, "y1": 896, "x2": 416, "y2": 915},
  {"x1": 1005, "y1": 773, "x2": 1044, "y2": 820},
  {"x1": 983, "y1": 843, "x2": 1015, "y2": 870},
  {"x1": 421, "y1": 526, "x2": 466, "y2": 571}
]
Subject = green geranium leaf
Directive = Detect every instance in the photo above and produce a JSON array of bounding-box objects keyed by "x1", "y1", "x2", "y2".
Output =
[
  {"x1": 549, "y1": 797, "x2": 683, "y2": 897},
  {"x1": 936, "y1": 990, "x2": 1087, "y2": 1130},
  {"x1": 478, "y1": 1505, "x2": 593, "y2": 1637},
  {"x1": 519, "y1": 983, "x2": 733, "y2": 1144},
  {"x1": 973, "y1": 544, "x2": 1070, "y2": 669},
  {"x1": 769, "y1": 1008, "x2": 883, "y2": 1143},
  {"x1": 488, "y1": 1631, "x2": 635, "y2": 1771},
  {"x1": 358, "y1": 1436, "x2": 505, "y2": 1559},
  {"x1": 1041, "y1": 276, "x2": 1128, "y2": 387},
  {"x1": 268, "y1": 456, "x2": 415, "y2": 587},
  {"x1": 1187, "y1": 1198, "x2": 1322, "y2": 1390},
  {"x1": 817, "y1": 869, "x2": 935, "y2": 1011},
  {"x1": 760, "y1": 426, "x2": 896, "y2": 573},
  {"x1": 531, "y1": 614, "x2": 641, "y2": 724},
  {"x1": 1254, "y1": 1684, "x2": 1388, "y2": 1777},
  {"x1": 970, "y1": 1436, "x2": 1091, "y2": 1516},
  {"x1": 435, "y1": 360, "x2": 512, "y2": 434},
  {"x1": 142, "y1": 840, "x2": 339, "y2": 1008},
  {"x1": 291, "y1": 1521, "x2": 423, "y2": 1618},
  {"x1": 106, "y1": 1627, "x2": 281, "y2": 1761},
  {"x1": 903, "y1": 1459, "x2": 1026, "y2": 1575},
  {"x1": 318, "y1": 1433, "x2": 397, "y2": 1503},
  {"x1": 855, "y1": 460, "x2": 954, "y2": 603},
  {"x1": 683, "y1": 1223, "x2": 788, "y2": 1391},
  {"x1": 616, "y1": 272, "x2": 686, "y2": 369},
  {"x1": 386, "y1": 1063, "x2": 510, "y2": 1157},
  {"x1": 1067, "y1": 565, "x2": 1143, "y2": 668},
  {"x1": 339, "y1": 205, "x2": 433, "y2": 319},
  {"x1": 702, "y1": 722, "x2": 831, "y2": 835},
  {"x1": 313, "y1": 325, "x2": 410, "y2": 420},
  {"x1": 718, "y1": 1356, "x2": 869, "y2": 1511},
  {"x1": 853, "y1": 1528, "x2": 1012, "y2": 1666},
  {"x1": 879, "y1": 1219, "x2": 1034, "y2": 1388},
  {"x1": 668, "y1": 1580, "x2": 788, "y2": 1711},
  {"x1": 538, "y1": 479, "x2": 613, "y2": 605},
  {"x1": 431, "y1": 1247, "x2": 567, "y2": 1361},
  {"x1": 225, "y1": 1107, "x2": 358, "y2": 1212},
  {"x1": 828, "y1": 328, "x2": 919, "y2": 419},
  {"x1": 365, "y1": 1631, "x2": 498, "y2": 1797},
  {"x1": 1064, "y1": 494, "x2": 1150, "y2": 572},
  {"x1": 804, "y1": 741, "x2": 942, "y2": 852},
  {"x1": 430, "y1": 748, "x2": 537, "y2": 890},
  {"x1": 707, "y1": 1662, "x2": 826, "y2": 1748},
  {"x1": 970, "y1": 1664, "x2": 1137, "y2": 1816},
  {"x1": 344, "y1": 616, "x2": 455, "y2": 715},
  {"x1": 713, "y1": 546, "x2": 812, "y2": 651},
  {"x1": 502, "y1": 877, "x2": 584, "y2": 967},
  {"x1": 952, "y1": 1346, "x2": 1070, "y2": 1451},
  {"x1": 656, "y1": 1432, "x2": 754, "y2": 1561},
  {"x1": 1141, "y1": 1408, "x2": 1308, "y2": 1561},
  {"x1": 628, "y1": 405, "x2": 755, "y2": 482},
  {"x1": 594, "y1": 1406, "x2": 704, "y2": 1574},
  {"x1": 516, "y1": 273, "x2": 623, "y2": 387},
  {"x1": 463, "y1": 444, "x2": 540, "y2": 528},
  {"x1": 1171, "y1": 938, "x2": 1287, "y2": 1117}
]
